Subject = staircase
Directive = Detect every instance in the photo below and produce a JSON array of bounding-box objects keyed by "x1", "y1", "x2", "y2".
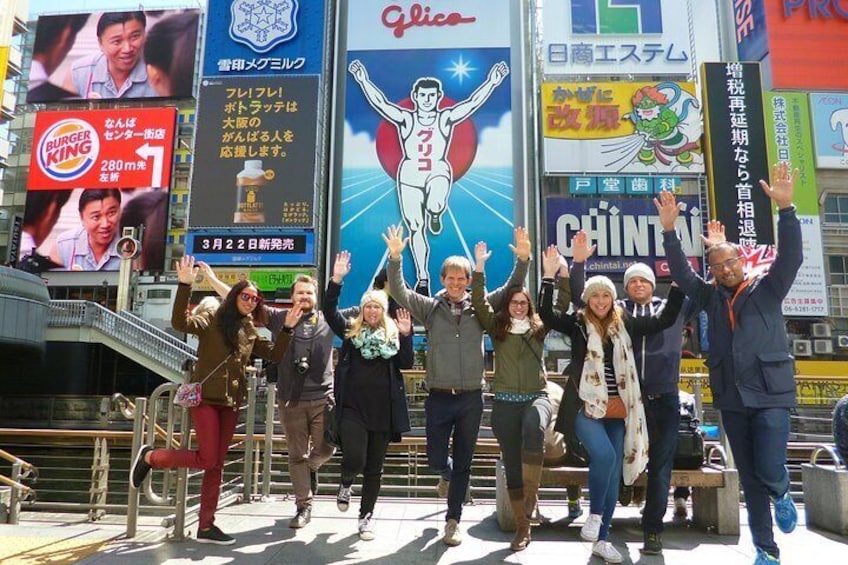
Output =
[{"x1": 46, "y1": 301, "x2": 196, "y2": 383}]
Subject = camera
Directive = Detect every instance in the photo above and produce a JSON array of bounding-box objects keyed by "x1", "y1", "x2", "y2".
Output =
[{"x1": 295, "y1": 356, "x2": 310, "y2": 375}]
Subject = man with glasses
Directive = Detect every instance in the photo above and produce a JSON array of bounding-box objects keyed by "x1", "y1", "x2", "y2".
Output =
[{"x1": 655, "y1": 162, "x2": 802, "y2": 565}]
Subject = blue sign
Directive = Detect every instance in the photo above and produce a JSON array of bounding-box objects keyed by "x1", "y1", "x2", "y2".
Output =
[
  {"x1": 598, "y1": 176, "x2": 625, "y2": 194},
  {"x1": 625, "y1": 176, "x2": 653, "y2": 194},
  {"x1": 654, "y1": 176, "x2": 681, "y2": 193},
  {"x1": 203, "y1": 0, "x2": 325, "y2": 76},
  {"x1": 571, "y1": 0, "x2": 663, "y2": 34},
  {"x1": 570, "y1": 176, "x2": 598, "y2": 194},
  {"x1": 186, "y1": 230, "x2": 315, "y2": 265},
  {"x1": 736, "y1": 0, "x2": 769, "y2": 62}
]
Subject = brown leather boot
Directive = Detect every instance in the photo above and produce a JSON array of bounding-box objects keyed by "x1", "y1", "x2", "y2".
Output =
[
  {"x1": 508, "y1": 488, "x2": 531, "y2": 551},
  {"x1": 522, "y1": 451, "x2": 545, "y2": 525}
]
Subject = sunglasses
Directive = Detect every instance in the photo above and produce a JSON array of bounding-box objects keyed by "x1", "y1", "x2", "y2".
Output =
[{"x1": 239, "y1": 292, "x2": 261, "y2": 304}]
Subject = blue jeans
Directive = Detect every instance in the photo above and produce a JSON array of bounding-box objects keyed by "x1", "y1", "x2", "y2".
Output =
[
  {"x1": 722, "y1": 407, "x2": 791, "y2": 559},
  {"x1": 642, "y1": 392, "x2": 681, "y2": 534},
  {"x1": 575, "y1": 410, "x2": 625, "y2": 541},
  {"x1": 425, "y1": 390, "x2": 484, "y2": 522}
]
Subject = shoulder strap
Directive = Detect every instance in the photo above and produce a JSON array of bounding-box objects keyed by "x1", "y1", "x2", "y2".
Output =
[{"x1": 197, "y1": 353, "x2": 233, "y2": 385}]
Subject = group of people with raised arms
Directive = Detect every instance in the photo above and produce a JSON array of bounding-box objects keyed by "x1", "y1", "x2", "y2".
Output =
[{"x1": 130, "y1": 162, "x2": 800, "y2": 565}]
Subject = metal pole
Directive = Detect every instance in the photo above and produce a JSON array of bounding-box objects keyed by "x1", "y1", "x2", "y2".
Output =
[
  {"x1": 242, "y1": 367, "x2": 258, "y2": 502},
  {"x1": 126, "y1": 396, "x2": 147, "y2": 538},
  {"x1": 8, "y1": 462, "x2": 23, "y2": 524},
  {"x1": 262, "y1": 385, "x2": 276, "y2": 500},
  {"x1": 172, "y1": 405, "x2": 190, "y2": 541}
]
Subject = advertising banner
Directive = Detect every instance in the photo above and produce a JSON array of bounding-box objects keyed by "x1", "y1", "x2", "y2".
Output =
[
  {"x1": 193, "y1": 267, "x2": 314, "y2": 293},
  {"x1": 185, "y1": 231, "x2": 314, "y2": 265},
  {"x1": 542, "y1": 80, "x2": 703, "y2": 174},
  {"x1": 26, "y1": 10, "x2": 200, "y2": 103},
  {"x1": 735, "y1": 0, "x2": 769, "y2": 62},
  {"x1": 810, "y1": 92, "x2": 848, "y2": 169},
  {"x1": 203, "y1": 0, "x2": 326, "y2": 77},
  {"x1": 338, "y1": 0, "x2": 519, "y2": 305},
  {"x1": 764, "y1": 91, "x2": 828, "y2": 317},
  {"x1": 27, "y1": 107, "x2": 177, "y2": 190},
  {"x1": 754, "y1": 2, "x2": 848, "y2": 90},
  {"x1": 19, "y1": 187, "x2": 169, "y2": 272},
  {"x1": 189, "y1": 76, "x2": 319, "y2": 229},
  {"x1": 542, "y1": 0, "x2": 693, "y2": 75},
  {"x1": 544, "y1": 196, "x2": 703, "y2": 275},
  {"x1": 702, "y1": 62, "x2": 773, "y2": 246}
]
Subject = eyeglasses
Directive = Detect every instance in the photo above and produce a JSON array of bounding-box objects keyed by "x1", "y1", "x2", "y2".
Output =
[
  {"x1": 509, "y1": 300, "x2": 530, "y2": 307},
  {"x1": 239, "y1": 292, "x2": 261, "y2": 304},
  {"x1": 708, "y1": 257, "x2": 741, "y2": 272}
]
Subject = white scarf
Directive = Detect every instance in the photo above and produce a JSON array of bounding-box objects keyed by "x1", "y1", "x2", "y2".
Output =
[
  {"x1": 578, "y1": 318, "x2": 649, "y2": 485},
  {"x1": 508, "y1": 317, "x2": 531, "y2": 334}
]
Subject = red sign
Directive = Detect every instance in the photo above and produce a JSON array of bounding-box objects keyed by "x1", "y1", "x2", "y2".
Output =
[
  {"x1": 28, "y1": 107, "x2": 177, "y2": 190},
  {"x1": 762, "y1": 1, "x2": 848, "y2": 89}
]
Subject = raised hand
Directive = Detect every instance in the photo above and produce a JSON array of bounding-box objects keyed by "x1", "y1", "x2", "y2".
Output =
[
  {"x1": 759, "y1": 161, "x2": 796, "y2": 209},
  {"x1": 176, "y1": 255, "x2": 198, "y2": 285},
  {"x1": 509, "y1": 226, "x2": 531, "y2": 261},
  {"x1": 381, "y1": 224, "x2": 409, "y2": 259},
  {"x1": 348, "y1": 59, "x2": 368, "y2": 83},
  {"x1": 571, "y1": 230, "x2": 596, "y2": 263},
  {"x1": 395, "y1": 308, "x2": 412, "y2": 336},
  {"x1": 542, "y1": 245, "x2": 561, "y2": 278},
  {"x1": 654, "y1": 190, "x2": 681, "y2": 231},
  {"x1": 284, "y1": 302, "x2": 304, "y2": 330},
  {"x1": 474, "y1": 241, "x2": 492, "y2": 272},
  {"x1": 332, "y1": 251, "x2": 351, "y2": 283},
  {"x1": 489, "y1": 61, "x2": 509, "y2": 86},
  {"x1": 700, "y1": 220, "x2": 726, "y2": 248}
]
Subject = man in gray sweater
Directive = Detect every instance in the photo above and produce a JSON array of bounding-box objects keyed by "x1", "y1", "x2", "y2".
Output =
[{"x1": 383, "y1": 225, "x2": 530, "y2": 546}]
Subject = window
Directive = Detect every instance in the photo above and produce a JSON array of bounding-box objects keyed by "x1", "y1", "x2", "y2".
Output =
[
  {"x1": 829, "y1": 255, "x2": 848, "y2": 286},
  {"x1": 824, "y1": 195, "x2": 848, "y2": 224}
]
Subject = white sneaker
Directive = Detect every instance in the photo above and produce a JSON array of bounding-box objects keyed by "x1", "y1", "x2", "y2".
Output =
[
  {"x1": 580, "y1": 513, "x2": 603, "y2": 542},
  {"x1": 443, "y1": 518, "x2": 462, "y2": 546},
  {"x1": 592, "y1": 540, "x2": 623, "y2": 564},
  {"x1": 674, "y1": 497, "x2": 688, "y2": 518},
  {"x1": 437, "y1": 476, "x2": 450, "y2": 498},
  {"x1": 358, "y1": 513, "x2": 375, "y2": 541},
  {"x1": 337, "y1": 484, "x2": 352, "y2": 512}
]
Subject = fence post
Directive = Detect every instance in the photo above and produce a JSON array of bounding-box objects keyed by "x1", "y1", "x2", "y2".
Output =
[
  {"x1": 8, "y1": 463, "x2": 22, "y2": 524},
  {"x1": 126, "y1": 397, "x2": 147, "y2": 538},
  {"x1": 262, "y1": 385, "x2": 276, "y2": 500},
  {"x1": 242, "y1": 366, "x2": 258, "y2": 502},
  {"x1": 172, "y1": 406, "x2": 190, "y2": 541}
]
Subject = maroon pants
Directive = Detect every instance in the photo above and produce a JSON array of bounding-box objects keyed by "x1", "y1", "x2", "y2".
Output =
[{"x1": 148, "y1": 403, "x2": 239, "y2": 530}]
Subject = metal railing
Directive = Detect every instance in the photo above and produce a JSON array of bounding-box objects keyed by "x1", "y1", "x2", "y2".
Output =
[
  {"x1": 0, "y1": 448, "x2": 38, "y2": 524},
  {"x1": 48, "y1": 300, "x2": 196, "y2": 380}
]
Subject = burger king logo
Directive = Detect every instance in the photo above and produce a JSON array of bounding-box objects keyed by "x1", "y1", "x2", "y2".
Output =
[{"x1": 37, "y1": 119, "x2": 100, "y2": 182}]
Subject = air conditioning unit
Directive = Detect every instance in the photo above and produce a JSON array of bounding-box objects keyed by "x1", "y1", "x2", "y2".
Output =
[
  {"x1": 792, "y1": 339, "x2": 812, "y2": 357},
  {"x1": 812, "y1": 323, "x2": 832, "y2": 338},
  {"x1": 814, "y1": 340, "x2": 834, "y2": 355},
  {"x1": 837, "y1": 335, "x2": 848, "y2": 349}
]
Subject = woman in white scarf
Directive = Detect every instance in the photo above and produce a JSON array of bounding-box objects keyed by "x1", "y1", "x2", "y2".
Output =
[{"x1": 538, "y1": 245, "x2": 684, "y2": 564}]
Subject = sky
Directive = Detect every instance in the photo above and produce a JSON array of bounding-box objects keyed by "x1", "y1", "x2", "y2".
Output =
[{"x1": 28, "y1": 0, "x2": 204, "y2": 17}]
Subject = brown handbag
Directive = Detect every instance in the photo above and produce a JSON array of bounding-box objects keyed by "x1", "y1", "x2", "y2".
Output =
[{"x1": 605, "y1": 396, "x2": 627, "y2": 419}]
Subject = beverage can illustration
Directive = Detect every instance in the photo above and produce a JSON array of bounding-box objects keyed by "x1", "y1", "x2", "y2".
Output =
[{"x1": 234, "y1": 159, "x2": 268, "y2": 223}]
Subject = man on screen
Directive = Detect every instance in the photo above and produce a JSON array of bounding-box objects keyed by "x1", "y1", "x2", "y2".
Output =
[
  {"x1": 52, "y1": 189, "x2": 122, "y2": 271},
  {"x1": 67, "y1": 11, "x2": 156, "y2": 99},
  {"x1": 27, "y1": 14, "x2": 88, "y2": 103}
]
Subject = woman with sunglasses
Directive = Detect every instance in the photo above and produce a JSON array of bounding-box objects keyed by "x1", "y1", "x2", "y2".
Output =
[
  {"x1": 130, "y1": 255, "x2": 294, "y2": 545},
  {"x1": 470, "y1": 239, "x2": 571, "y2": 552},
  {"x1": 322, "y1": 250, "x2": 413, "y2": 541}
]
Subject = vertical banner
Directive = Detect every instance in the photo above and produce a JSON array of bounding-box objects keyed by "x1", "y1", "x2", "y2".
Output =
[
  {"x1": 702, "y1": 62, "x2": 773, "y2": 245},
  {"x1": 189, "y1": 77, "x2": 319, "y2": 229},
  {"x1": 338, "y1": 0, "x2": 518, "y2": 303},
  {"x1": 809, "y1": 92, "x2": 848, "y2": 170},
  {"x1": 203, "y1": 0, "x2": 325, "y2": 77},
  {"x1": 764, "y1": 91, "x2": 828, "y2": 317},
  {"x1": 734, "y1": 0, "x2": 768, "y2": 62}
]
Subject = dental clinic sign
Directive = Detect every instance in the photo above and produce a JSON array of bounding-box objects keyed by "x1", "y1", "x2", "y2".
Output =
[
  {"x1": 810, "y1": 92, "x2": 848, "y2": 169},
  {"x1": 542, "y1": 0, "x2": 692, "y2": 75}
]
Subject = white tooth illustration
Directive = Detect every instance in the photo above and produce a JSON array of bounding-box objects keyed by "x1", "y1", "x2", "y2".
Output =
[{"x1": 830, "y1": 108, "x2": 848, "y2": 154}]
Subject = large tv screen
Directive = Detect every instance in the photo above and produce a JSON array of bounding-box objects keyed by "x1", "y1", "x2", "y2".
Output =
[{"x1": 27, "y1": 9, "x2": 200, "y2": 103}]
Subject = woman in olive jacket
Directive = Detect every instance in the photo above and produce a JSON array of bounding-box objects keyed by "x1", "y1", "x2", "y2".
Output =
[
  {"x1": 470, "y1": 240, "x2": 571, "y2": 552},
  {"x1": 538, "y1": 245, "x2": 683, "y2": 564},
  {"x1": 130, "y1": 255, "x2": 291, "y2": 546},
  {"x1": 323, "y1": 251, "x2": 413, "y2": 542}
]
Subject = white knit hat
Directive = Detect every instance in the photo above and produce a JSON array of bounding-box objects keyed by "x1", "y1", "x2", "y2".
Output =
[
  {"x1": 623, "y1": 262, "x2": 656, "y2": 290},
  {"x1": 360, "y1": 289, "x2": 388, "y2": 311},
  {"x1": 582, "y1": 275, "x2": 617, "y2": 303}
]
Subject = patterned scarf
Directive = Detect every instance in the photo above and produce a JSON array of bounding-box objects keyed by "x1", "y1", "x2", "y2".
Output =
[
  {"x1": 351, "y1": 326, "x2": 400, "y2": 360},
  {"x1": 579, "y1": 318, "x2": 649, "y2": 485}
]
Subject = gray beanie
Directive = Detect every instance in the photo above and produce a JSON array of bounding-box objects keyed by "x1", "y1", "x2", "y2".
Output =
[
  {"x1": 582, "y1": 275, "x2": 617, "y2": 304},
  {"x1": 623, "y1": 262, "x2": 656, "y2": 290}
]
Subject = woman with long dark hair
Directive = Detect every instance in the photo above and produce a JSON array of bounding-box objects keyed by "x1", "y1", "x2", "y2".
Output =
[
  {"x1": 130, "y1": 255, "x2": 293, "y2": 545},
  {"x1": 538, "y1": 244, "x2": 684, "y2": 564},
  {"x1": 322, "y1": 251, "x2": 413, "y2": 541},
  {"x1": 470, "y1": 240, "x2": 570, "y2": 552}
]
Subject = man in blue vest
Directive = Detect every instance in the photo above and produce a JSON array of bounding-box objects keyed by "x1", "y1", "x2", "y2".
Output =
[{"x1": 655, "y1": 162, "x2": 802, "y2": 565}]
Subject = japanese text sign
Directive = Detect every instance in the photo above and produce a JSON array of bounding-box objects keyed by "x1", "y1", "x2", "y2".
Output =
[
  {"x1": 701, "y1": 62, "x2": 773, "y2": 246},
  {"x1": 190, "y1": 76, "x2": 319, "y2": 229},
  {"x1": 27, "y1": 107, "x2": 176, "y2": 190},
  {"x1": 542, "y1": 81, "x2": 703, "y2": 174}
]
